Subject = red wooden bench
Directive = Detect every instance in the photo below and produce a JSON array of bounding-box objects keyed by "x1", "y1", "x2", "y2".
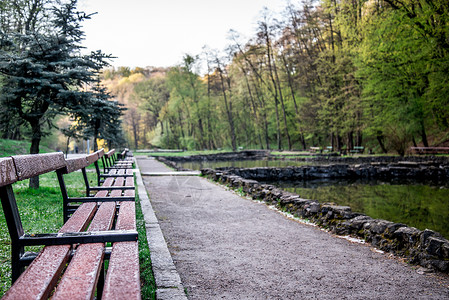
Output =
[
  {"x1": 0, "y1": 152, "x2": 140, "y2": 299},
  {"x1": 56, "y1": 153, "x2": 135, "y2": 222},
  {"x1": 102, "y1": 149, "x2": 133, "y2": 173}
]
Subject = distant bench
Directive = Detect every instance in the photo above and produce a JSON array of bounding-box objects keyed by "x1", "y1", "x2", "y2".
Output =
[
  {"x1": 350, "y1": 146, "x2": 364, "y2": 154},
  {"x1": 309, "y1": 147, "x2": 321, "y2": 153},
  {"x1": 411, "y1": 147, "x2": 449, "y2": 155},
  {"x1": 0, "y1": 150, "x2": 140, "y2": 299}
]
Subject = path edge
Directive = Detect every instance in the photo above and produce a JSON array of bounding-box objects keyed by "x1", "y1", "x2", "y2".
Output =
[{"x1": 135, "y1": 159, "x2": 187, "y2": 300}]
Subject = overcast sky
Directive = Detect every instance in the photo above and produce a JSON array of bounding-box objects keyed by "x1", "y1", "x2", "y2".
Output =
[{"x1": 78, "y1": 0, "x2": 288, "y2": 68}]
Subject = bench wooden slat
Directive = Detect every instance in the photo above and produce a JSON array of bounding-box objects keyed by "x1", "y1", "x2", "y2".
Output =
[
  {"x1": 116, "y1": 201, "x2": 136, "y2": 231},
  {"x1": 103, "y1": 201, "x2": 140, "y2": 299},
  {"x1": 411, "y1": 147, "x2": 449, "y2": 154},
  {"x1": 108, "y1": 169, "x2": 125, "y2": 197},
  {"x1": 2, "y1": 245, "x2": 72, "y2": 300},
  {"x1": 95, "y1": 176, "x2": 115, "y2": 198},
  {"x1": 3, "y1": 203, "x2": 97, "y2": 299},
  {"x1": 105, "y1": 150, "x2": 115, "y2": 159},
  {"x1": 102, "y1": 242, "x2": 140, "y2": 300},
  {"x1": 124, "y1": 177, "x2": 135, "y2": 197},
  {"x1": 51, "y1": 243, "x2": 104, "y2": 300},
  {"x1": 60, "y1": 203, "x2": 97, "y2": 233},
  {"x1": 12, "y1": 153, "x2": 65, "y2": 180},
  {"x1": 52, "y1": 202, "x2": 117, "y2": 299},
  {"x1": 88, "y1": 202, "x2": 116, "y2": 232}
]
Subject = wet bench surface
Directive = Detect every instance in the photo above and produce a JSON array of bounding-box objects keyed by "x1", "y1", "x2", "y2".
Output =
[{"x1": 0, "y1": 151, "x2": 140, "y2": 300}]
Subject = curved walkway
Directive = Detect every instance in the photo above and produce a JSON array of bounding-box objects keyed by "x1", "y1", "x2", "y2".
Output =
[{"x1": 137, "y1": 157, "x2": 449, "y2": 299}]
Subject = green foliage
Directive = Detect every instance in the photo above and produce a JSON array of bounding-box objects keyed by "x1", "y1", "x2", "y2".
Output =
[
  {"x1": 109, "y1": 0, "x2": 449, "y2": 153},
  {"x1": 0, "y1": 0, "x2": 115, "y2": 159},
  {"x1": 70, "y1": 82, "x2": 126, "y2": 150}
]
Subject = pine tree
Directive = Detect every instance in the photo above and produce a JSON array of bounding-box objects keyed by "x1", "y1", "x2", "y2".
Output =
[{"x1": 0, "y1": 0, "x2": 111, "y2": 187}]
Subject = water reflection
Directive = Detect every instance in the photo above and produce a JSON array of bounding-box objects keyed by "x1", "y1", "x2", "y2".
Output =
[{"x1": 265, "y1": 178, "x2": 449, "y2": 239}]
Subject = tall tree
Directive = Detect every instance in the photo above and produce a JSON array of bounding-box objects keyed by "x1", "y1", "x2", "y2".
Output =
[{"x1": 0, "y1": 0, "x2": 111, "y2": 187}]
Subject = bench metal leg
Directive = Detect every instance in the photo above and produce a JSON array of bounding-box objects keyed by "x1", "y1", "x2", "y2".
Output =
[
  {"x1": 0, "y1": 186, "x2": 26, "y2": 283},
  {"x1": 97, "y1": 261, "x2": 105, "y2": 299},
  {"x1": 11, "y1": 242, "x2": 24, "y2": 283},
  {"x1": 56, "y1": 171, "x2": 70, "y2": 223}
]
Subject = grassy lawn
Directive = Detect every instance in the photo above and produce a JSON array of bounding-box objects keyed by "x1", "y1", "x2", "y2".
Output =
[
  {"x1": 0, "y1": 139, "x2": 53, "y2": 157},
  {"x1": 0, "y1": 170, "x2": 156, "y2": 298}
]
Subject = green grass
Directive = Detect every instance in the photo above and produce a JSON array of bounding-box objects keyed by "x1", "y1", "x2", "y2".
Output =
[
  {"x1": 135, "y1": 194, "x2": 156, "y2": 299},
  {"x1": 0, "y1": 138, "x2": 54, "y2": 157},
  {"x1": 0, "y1": 171, "x2": 156, "y2": 298}
]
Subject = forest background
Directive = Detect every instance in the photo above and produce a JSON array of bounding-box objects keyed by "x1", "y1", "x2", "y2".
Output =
[
  {"x1": 113, "y1": 0, "x2": 449, "y2": 156},
  {"x1": 1, "y1": 0, "x2": 449, "y2": 157}
]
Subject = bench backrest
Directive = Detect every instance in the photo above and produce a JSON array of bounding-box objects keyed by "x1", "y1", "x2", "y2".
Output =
[
  {"x1": 102, "y1": 149, "x2": 116, "y2": 172},
  {"x1": 105, "y1": 149, "x2": 115, "y2": 159},
  {"x1": 60, "y1": 156, "x2": 89, "y2": 174},
  {"x1": 95, "y1": 148, "x2": 105, "y2": 159},
  {"x1": 86, "y1": 152, "x2": 98, "y2": 165},
  {"x1": 0, "y1": 157, "x2": 18, "y2": 187},
  {"x1": 12, "y1": 153, "x2": 65, "y2": 180}
]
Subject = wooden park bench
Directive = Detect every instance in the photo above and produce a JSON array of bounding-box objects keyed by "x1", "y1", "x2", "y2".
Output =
[
  {"x1": 410, "y1": 147, "x2": 449, "y2": 155},
  {"x1": 0, "y1": 152, "x2": 140, "y2": 299},
  {"x1": 116, "y1": 148, "x2": 132, "y2": 160},
  {"x1": 350, "y1": 146, "x2": 364, "y2": 154},
  {"x1": 102, "y1": 149, "x2": 133, "y2": 173},
  {"x1": 309, "y1": 147, "x2": 321, "y2": 153},
  {"x1": 323, "y1": 146, "x2": 333, "y2": 153}
]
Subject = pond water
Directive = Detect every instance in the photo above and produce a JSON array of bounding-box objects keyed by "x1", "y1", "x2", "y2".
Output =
[
  {"x1": 177, "y1": 159, "x2": 317, "y2": 170},
  {"x1": 266, "y1": 179, "x2": 449, "y2": 239}
]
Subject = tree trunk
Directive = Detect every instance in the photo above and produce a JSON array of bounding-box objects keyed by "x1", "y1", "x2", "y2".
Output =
[
  {"x1": 218, "y1": 68, "x2": 237, "y2": 151},
  {"x1": 241, "y1": 66, "x2": 263, "y2": 149},
  {"x1": 29, "y1": 120, "x2": 41, "y2": 189},
  {"x1": 281, "y1": 54, "x2": 307, "y2": 150},
  {"x1": 133, "y1": 120, "x2": 139, "y2": 149},
  {"x1": 300, "y1": 133, "x2": 306, "y2": 150},
  {"x1": 65, "y1": 137, "x2": 70, "y2": 158},
  {"x1": 421, "y1": 121, "x2": 429, "y2": 147},
  {"x1": 264, "y1": 115, "x2": 270, "y2": 150},
  {"x1": 273, "y1": 59, "x2": 292, "y2": 150},
  {"x1": 356, "y1": 130, "x2": 363, "y2": 147},
  {"x1": 347, "y1": 131, "x2": 354, "y2": 150},
  {"x1": 94, "y1": 121, "x2": 100, "y2": 152},
  {"x1": 262, "y1": 21, "x2": 282, "y2": 150},
  {"x1": 377, "y1": 133, "x2": 388, "y2": 154}
]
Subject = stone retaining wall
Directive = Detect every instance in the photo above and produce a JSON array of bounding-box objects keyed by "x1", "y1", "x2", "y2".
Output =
[
  {"x1": 219, "y1": 162, "x2": 449, "y2": 181},
  {"x1": 201, "y1": 168, "x2": 449, "y2": 273}
]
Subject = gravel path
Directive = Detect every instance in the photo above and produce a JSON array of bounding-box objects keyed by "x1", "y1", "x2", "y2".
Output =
[{"x1": 137, "y1": 157, "x2": 449, "y2": 299}]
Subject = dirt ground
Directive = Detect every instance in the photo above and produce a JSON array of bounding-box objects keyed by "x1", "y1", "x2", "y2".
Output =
[{"x1": 138, "y1": 157, "x2": 449, "y2": 299}]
